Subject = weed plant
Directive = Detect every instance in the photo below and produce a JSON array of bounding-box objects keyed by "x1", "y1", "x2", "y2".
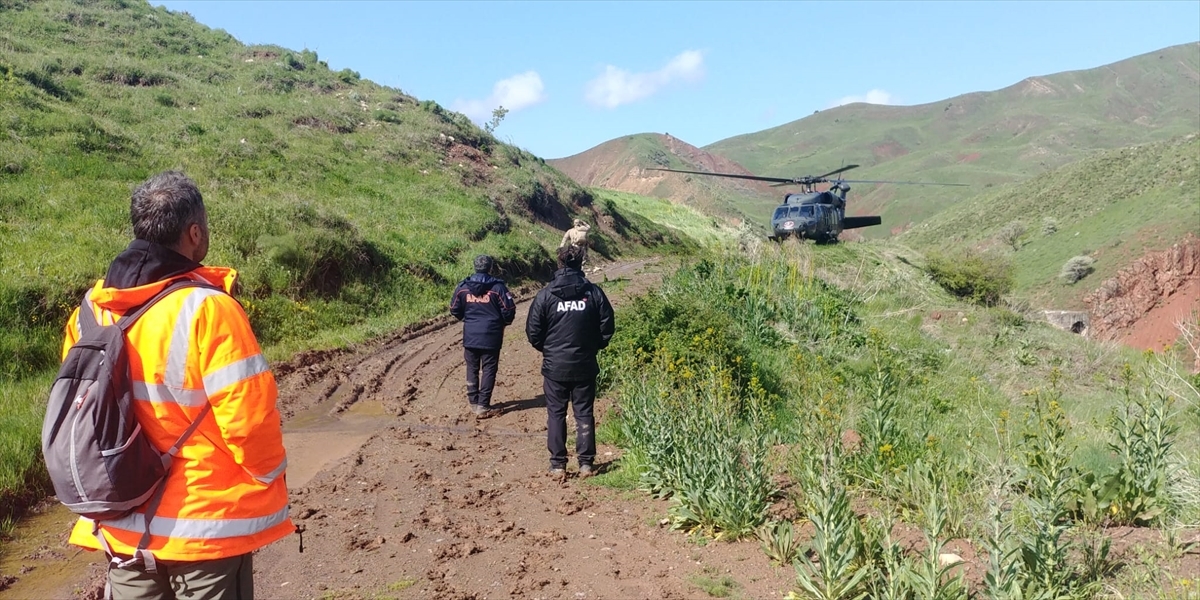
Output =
[
  {"x1": 600, "y1": 241, "x2": 1199, "y2": 597},
  {"x1": 791, "y1": 457, "x2": 871, "y2": 600}
]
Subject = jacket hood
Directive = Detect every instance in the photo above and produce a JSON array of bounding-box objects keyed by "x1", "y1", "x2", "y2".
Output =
[
  {"x1": 463, "y1": 273, "x2": 503, "y2": 296},
  {"x1": 548, "y1": 268, "x2": 588, "y2": 300},
  {"x1": 88, "y1": 239, "x2": 237, "y2": 311}
]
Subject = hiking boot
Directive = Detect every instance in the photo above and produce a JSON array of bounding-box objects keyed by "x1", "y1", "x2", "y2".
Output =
[
  {"x1": 578, "y1": 464, "x2": 597, "y2": 479},
  {"x1": 471, "y1": 404, "x2": 501, "y2": 419},
  {"x1": 548, "y1": 466, "x2": 566, "y2": 481}
]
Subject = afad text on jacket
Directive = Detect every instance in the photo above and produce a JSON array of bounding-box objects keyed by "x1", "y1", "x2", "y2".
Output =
[
  {"x1": 450, "y1": 273, "x2": 516, "y2": 351},
  {"x1": 525, "y1": 268, "x2": 615, "y2": 382}
]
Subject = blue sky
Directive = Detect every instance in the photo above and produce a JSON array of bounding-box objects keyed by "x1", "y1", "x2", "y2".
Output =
[{"x1": 156, "y1": 1, "x2": 1199, "y2": 159}]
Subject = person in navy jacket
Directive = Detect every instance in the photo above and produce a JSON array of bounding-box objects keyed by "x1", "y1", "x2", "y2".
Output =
[{"x1": 450, "y1": 255, "x2": 516, "y2": 418}]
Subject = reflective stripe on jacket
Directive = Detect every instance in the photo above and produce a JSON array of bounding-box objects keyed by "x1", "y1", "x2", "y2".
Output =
[{"x1": 63, "y1": 266, "x2": 293, "y2": 561}]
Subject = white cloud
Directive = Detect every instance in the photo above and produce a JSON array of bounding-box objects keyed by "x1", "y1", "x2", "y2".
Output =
[
  {"x1": 451, "y1": 71, "x2": 547, "y2": 122},
  {"x1": 829, "y1": 89, "x2": 895, "y2": 108},
  {"x1": 584, "y1": 50, "x2": 705, "y2": 109}
]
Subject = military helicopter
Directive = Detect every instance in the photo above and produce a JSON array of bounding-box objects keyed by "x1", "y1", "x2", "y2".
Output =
[{"x1": 650, "y1": 164, "x2": 967, "y2": 243}]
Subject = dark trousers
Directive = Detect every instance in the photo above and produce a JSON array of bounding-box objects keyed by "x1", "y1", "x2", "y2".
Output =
[
  {"x1": 464, "y1": 347, "x2": 500, "y2": 407},
  {"x1": 544, "y1": 377, "x2": 596, "y2": 468}
]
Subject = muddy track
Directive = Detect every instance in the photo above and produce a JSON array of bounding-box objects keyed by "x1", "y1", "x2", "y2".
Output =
[{"x1": 1, "y1": 258, "x2": 793, "y2": 600}]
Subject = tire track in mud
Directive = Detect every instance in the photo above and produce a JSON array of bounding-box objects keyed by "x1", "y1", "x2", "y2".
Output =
[
  {"x1": 254, "y1": 258, "x2": 792, "y2": 599},
  {"x1": 7, "y1": 258, "x2": 792, "y2": 600}
]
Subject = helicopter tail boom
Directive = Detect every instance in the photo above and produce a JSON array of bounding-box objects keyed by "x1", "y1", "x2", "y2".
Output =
[{"x1": 843, "y1": 216, "x2": 883, "y2": 230}]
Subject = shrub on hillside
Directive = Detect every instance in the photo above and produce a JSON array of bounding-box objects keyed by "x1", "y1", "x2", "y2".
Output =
[
  {"x1": 1042, "y1": 217, "x2": 1059, "y2": 236},
  {"x1": 245, "y1": 204, "x2": 392, "y2": 300},
  {"x1": 924, "y1": 249, "x2": 1014, "y2": 307},
  {"x1": 997, "y1": 220, "x2": 1027, "y2": 251},
  {"x1": 1059, "y1": 255, "x2": 1096, "y2": 284}
]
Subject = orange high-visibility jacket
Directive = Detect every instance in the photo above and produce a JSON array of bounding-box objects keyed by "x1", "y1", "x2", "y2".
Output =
[{"x1": 62, "y1": 266, "x2": 293, "y2": 561}]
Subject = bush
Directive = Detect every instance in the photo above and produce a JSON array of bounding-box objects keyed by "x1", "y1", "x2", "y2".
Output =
[
  {"x1": 1042, "y1": 217, "x2": 1059, "y2": 236},
  {"x1": 997, "y1": 220, "x2": 1027, "y2": 251},
  {"x1": 925, "y1": 249, "x2": 1014, "y2": 306},
  {"x1": 242, "y1": 204, "x2": 392, "y2": 300},
  {"x1": 1059, "y1": 255, "x2": 1096, "y2": 285}
]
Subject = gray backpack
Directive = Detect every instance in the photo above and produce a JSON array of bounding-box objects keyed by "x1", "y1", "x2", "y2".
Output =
[{"x1": 42, "y1": 279, "x2": 216, "y2": 569}]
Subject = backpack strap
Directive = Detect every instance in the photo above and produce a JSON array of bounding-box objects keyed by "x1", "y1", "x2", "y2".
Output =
[
  {"x1": 79, "y1": 278, "x2": 221, "y2": 337},
  {"x1": 100, "y1": 401, "x2": 214, "y2": 575},
  {"x1": 88, "y1": 277, "x2": 222, "y2": 575}
]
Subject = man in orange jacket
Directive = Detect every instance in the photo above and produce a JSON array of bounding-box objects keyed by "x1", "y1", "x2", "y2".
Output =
[{"x1": 61, "y1": 171, "x2": 292, "y2": 599}]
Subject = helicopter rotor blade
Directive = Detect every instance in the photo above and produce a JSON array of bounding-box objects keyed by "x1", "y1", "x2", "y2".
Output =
[
  {"x1": 812, "y1": 164, "x2": 860, "y2": 180},
  {"x1": 647, "y1": 168, "x2": 799, "y2": 184},
  {"x1": 837, "y1": 179, "x2": 970, "y2": 187}
]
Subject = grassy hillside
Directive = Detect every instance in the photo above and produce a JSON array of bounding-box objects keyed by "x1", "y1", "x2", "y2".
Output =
[
  {"x1": 549, "y1": 133, "x2": 779, "y2": 230},
  {"x1": 0, "y1": 0, "x2": 695, "y2": 525},
  {"x1": 903, "y1": 134, "x2": 1200, "y2": 308},
  {"x1": 593, "y1": 188, "x2": 739, "y2": 247},
  {"x1": 706, "y1": 43, "x2": 1200, "y2": 236}
]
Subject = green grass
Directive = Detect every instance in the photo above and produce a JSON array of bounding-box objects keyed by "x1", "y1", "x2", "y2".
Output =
[
  {"x1": 0, "y1": 377, "x2": 51, "y2": 533},
  {"x1": 688, "y1": 568, "x2": 741, "y2": 598},
  {"x1": 903, "y1": 135, "x2": 1200, "y2": 307},
  {"x1": 594, "y1": 188, "x2": 739, "y2": 247},
  {"x1": 597, "y1": 239, "x2": 1199, "y2": 596},
  {"x1": 0, "y1": 0, "x2": 700, "y2": 527}
]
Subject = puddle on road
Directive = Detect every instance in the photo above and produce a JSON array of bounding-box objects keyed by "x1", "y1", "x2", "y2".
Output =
[
  {"x1": 283, "y1": 381, "x2": 392, "y2": 489},
  {"x1": 0, "y1": 502, "x2": 102, "y2": 599}
]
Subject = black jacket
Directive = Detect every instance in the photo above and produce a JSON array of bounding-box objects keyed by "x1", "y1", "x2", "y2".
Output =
[
  {"x1": 525, "y1": 268, "x2": 615, "y2": 381},
  {"x1": 450, "y1": 273, "x2": 516, "y2": 351}
]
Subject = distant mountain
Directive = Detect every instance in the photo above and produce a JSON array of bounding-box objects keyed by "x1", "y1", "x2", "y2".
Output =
[
  {"x1": 548, "y1": 133, "x2": 777, "y2": 228},
  {"x1": 706, "y1": 43, "x2": 1200, "y2": 236},
  {"x1": 902, "y1": 134, "x2": 1199, "y2": 309}
]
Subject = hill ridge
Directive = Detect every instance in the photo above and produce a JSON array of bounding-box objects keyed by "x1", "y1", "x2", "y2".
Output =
[
  {"x1": 701, "y1": 42, "x2": 1199, "y2": 236},
  {"x1": 548, "y1": 132, "x2": 777, "y2": 227}
]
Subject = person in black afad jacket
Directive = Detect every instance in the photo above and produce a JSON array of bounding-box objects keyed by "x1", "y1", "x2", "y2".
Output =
[
  {"x1": 450, "y1": 255, "x2": 516, "y2": 418},
  {"x1": 526, "y1": 244, "x2": 615, "y2": 479}
]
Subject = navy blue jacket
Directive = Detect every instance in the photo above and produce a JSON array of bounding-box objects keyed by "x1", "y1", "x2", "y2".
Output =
[
  {"x1": 450, "y1": 273, "x2": 516, "y2": 351},
  {"x1": 525, "y1": 268, "x2": 615, "y2": 381}
]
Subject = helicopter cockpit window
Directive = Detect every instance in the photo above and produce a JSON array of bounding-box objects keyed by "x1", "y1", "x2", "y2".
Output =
[
  {"x1": 799, "y1": 206, "x2": 815, "y2": 216},
  {"x1": 788, "y1": 206, "x2": 804, "y2": 218},
  {"x1": 773, "y1": 207, "x2": 788, "y2": 220}
]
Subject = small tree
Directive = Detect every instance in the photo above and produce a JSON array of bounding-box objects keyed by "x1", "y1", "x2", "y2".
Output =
[
  {"x1": 1059, "y1": 256, "x2": 1096, "y2": 284},
  {"x1": 485, "y1": 105, "x2": 508, "y2": 134},
  {"x1": 1042, "y1": 217, "x2": 1058, "y2": 236},
  {"x1": 998, "y1": 220, "x2": 1027, "y2": 251}
]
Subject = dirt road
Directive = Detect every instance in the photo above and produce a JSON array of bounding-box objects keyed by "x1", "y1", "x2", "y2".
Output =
[{"x1": 1, "y1": 258, "x2": 794, "y2": 600}]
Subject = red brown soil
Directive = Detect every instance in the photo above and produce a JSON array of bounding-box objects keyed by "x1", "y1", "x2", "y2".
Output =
[
  {"x1": 872, "y1": 141, "x2": 910, "y2": 161},
  {"x1": 1084, "y1": 234, "x2": 1200, "y2": 365}
]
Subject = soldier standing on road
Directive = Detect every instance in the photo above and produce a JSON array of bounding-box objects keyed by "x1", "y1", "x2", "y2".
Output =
[
  {"x1": 526, "y1": 245, "x2": 615, "y2": 479},
  {"x1": 559, "y1": 218, "x2": 591, "y2": 265},
  {"x1": 450, "y1": 255, "x2": 517, "y2": 418}
]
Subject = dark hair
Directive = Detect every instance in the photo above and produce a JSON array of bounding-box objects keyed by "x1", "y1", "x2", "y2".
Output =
[
  {"x1": 473, "y1": 254, "x2": 494, "y2": 274},
  {"x1": 557, "y1": 245, "x2": 584, "y2": 270},
  {"x1": 130, "y1": 171, "x2": 206, "y2": 246}
]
